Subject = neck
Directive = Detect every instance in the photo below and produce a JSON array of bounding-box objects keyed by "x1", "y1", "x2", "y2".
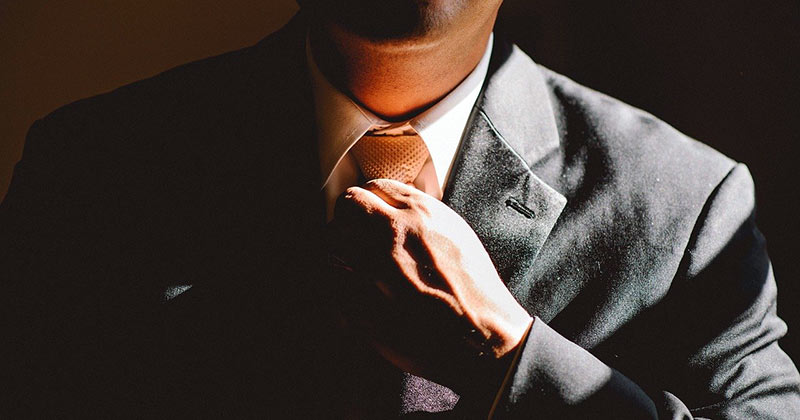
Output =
[{"x1": 308, "y1": 15, "x2": 496, "y2": 121}]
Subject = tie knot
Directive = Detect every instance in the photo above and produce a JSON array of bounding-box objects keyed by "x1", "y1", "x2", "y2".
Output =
[{"x1": 350, "y1": 133, "x2": 429, "y2": 184}]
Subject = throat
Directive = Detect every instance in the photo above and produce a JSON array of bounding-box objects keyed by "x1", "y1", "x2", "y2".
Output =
[{"x1": 309, "y1": 21, "x2": 492, "y2": 121}]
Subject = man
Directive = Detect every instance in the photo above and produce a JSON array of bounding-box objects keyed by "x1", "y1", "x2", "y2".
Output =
[{"x1": 2, "y1": 0, "x2": 798, "y2": 418}]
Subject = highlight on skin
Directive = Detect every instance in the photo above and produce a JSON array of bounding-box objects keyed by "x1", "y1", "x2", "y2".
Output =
[
  {"x1": 332, "y1": 180, "x2": 532, "y2": 390},
  {"x1": 303, "y1": 0, "x2": 503, "y2": 120}
]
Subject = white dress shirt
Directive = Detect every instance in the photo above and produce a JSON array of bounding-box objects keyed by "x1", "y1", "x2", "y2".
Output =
[{"x1": 307, "y1": 34, "x2": 494, "y2": 219}]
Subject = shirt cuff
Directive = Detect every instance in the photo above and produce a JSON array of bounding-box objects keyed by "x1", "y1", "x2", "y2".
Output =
[{"x1": 487, "y1": 317, "x2": 535, "y2": 419}]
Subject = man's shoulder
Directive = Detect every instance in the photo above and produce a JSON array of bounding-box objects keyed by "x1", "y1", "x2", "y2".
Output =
[
  {"x1": 35, "y1": 47, "x2": 256, "y2": 133},
  {"x1": 23, "y1": 17, "x2": 309, "y2": 165},
  {"x1": 536, "y1": 63, "x2": 738, "y2": 204}
]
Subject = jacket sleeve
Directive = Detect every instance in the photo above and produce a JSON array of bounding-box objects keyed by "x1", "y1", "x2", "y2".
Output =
[{"x1": 495, "y1": 164, "x2": 800, "y2": 418}]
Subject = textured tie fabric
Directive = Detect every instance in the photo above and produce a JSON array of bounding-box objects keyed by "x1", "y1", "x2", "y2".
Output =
[{"x1": 350, "y1": 132, "x2": 429, "y2": 183}]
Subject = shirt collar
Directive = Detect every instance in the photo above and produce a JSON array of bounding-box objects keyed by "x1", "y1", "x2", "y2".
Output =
[{"x1": 308, "y1": 33, "x2": 494, "y2": 189}]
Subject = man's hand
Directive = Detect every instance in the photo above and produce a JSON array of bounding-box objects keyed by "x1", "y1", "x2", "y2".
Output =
[{"x1": 327, "y1": 179, "x2": 532, "y2": 392}]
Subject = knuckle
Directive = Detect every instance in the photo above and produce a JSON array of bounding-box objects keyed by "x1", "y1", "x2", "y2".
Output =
[
  {"x1": 407, "y1": 195, "x2": 432, "y2": 217},
  {"x1": 388, "y1": 217, "x2": 404, "y2": 236}
]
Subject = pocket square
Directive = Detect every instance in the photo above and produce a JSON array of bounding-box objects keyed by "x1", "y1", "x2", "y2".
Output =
[{"x1": 162, "y1": 284, "x2": 193, "y2": 302}]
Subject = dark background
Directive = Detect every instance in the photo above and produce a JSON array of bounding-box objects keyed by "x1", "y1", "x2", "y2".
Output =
[{"x1": 2, "y1": 1, "x2": 798, "y2": 358}]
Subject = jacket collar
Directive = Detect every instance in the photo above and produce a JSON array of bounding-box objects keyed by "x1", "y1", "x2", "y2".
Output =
[{"x1": 443, "y1": 36, "x2": 566, "y2": 289}]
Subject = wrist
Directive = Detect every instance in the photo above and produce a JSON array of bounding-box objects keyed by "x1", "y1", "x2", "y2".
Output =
[
  {"x1": 456, "y1": 318, "x2": 534, "y2": 416},
  {"x1": 479, "y1": 305, "x2": 533, "y2": 359},
  {"x1": 488, "y1": 317, "x2": 534, "y2": 418}
]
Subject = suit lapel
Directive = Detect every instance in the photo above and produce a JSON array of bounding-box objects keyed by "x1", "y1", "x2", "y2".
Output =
[
  {"x1": 398, "y1": 38, "x2": 569, "y2": 416},
  {"x1": 443, "y1": 39, "x2": 566, "y2": 292}
]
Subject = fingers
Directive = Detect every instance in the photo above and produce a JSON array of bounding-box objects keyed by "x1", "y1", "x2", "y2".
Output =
[
  {"x1": 334, "y1": 179, "x2": 422, "y2": 220},
  {"x1": 330, "y1": 183, "x2": 401, "y2": 272},
  {"x1": 334, "y1": 184, "x2": 397, "y2": 221},
  {"x1": 361, "y1": 179, "x2": 419, "y2": 209}
]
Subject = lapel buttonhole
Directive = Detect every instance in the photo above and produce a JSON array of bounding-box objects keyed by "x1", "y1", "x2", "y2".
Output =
[{"x1": 505, "y1": 197, "x2": 536, "y2": 219}]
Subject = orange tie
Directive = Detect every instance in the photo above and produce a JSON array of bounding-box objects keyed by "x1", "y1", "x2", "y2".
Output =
[{"x1": 350, "y1": 132, "x2": 429, "y2": 184}]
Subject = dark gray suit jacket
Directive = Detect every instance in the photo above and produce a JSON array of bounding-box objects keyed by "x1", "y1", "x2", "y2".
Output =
[{"x1": 3, "y1": 14, "x2": 799, "y2": 418}]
